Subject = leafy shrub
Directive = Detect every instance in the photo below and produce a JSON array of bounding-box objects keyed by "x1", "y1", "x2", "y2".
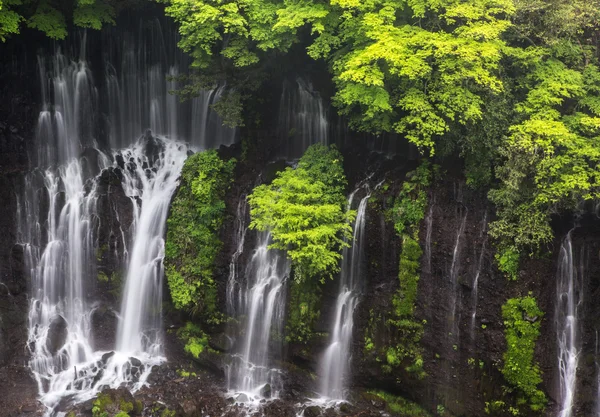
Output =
[
  {"x1": 501, "y1": 295, "x2": 546, "y2": 413},
  {"x1": 164, "y1": 150, "x2": 235, "y2": 321},
  {"x1": 248, "y1": 144, "x2": 353, "y2": 281}
]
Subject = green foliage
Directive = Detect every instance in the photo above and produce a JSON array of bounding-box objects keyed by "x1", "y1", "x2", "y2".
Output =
[
  {"x1": 501, "y1": 295, "x2": 546, "y2": 413},
  {"x1": 164, "y1": 150, "x2": 235, "y2": 321},
  {"x1": 496, "y1": 247, "x2": 520, "y2": 281},
  {"x1": 367, "y1": 391, "x2": 431, "y2": 417},
  {"x1": 385, "y1": 162, "x2": 431, "y2": 377},
  {"x1": 248, "y1": 144, "x2": 353, "y2": 281},
  {"x1": 160, "y1": 0, "x2": 514, "y2": 155},
  {"x1": 178, "y1": 322, "x2": 209, "y2": 358},
  {"x1": 158, "y1": 0, "x2": 600, "y2": 257},
  {"x1": 92, "y1": 392, "x2": 140, "y2": 417},
  {"x1": 0, "y1": 0, "x2": 119, "y2": 40},
  {"x1": 390, "y1": 162, "x2": 432, "y2": 237},
  {"x1": 286, "y1": 277, "x2": 322, "y2": 344}
]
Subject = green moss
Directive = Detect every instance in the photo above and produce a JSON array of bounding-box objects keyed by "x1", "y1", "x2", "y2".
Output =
[
  {"x1": 98, "y1": 271, "x2": 109, "y2": 283},
  {"x1": 496, "y1": 247, "x2": 520, "y2": 281},
  {"x1": 286, "y1": 277, "x2": 322, "y2": 344},
  {"x1": 164, "y1": 150, "x2": 235, "y2": 322},
  {"x1": 367, "y1": 391, "x2": 431, "y2": 417},
  {"x1": 177, "y1": 369, "x2": 197, "y2": 377},
  {"x1": 383, "y1": 161, "x2": 431, "y2": 378},
  {"x1": 178, "y1": 322, "x2": 209, "y2": 358},
  {"x1": 161, "y1": 409, "x2": 176, "y2": 417},
  {"x1": 501, "y1": 295, "x2": 546, "y2": 413}
]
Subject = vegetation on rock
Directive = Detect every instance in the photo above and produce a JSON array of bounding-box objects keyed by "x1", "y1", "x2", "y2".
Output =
[
  {"x1": 164, "y1": 150, "x2": 235, "y2": 322},
  {"x1": 501, "y1": 295, "x2": 546, "y2": 413},
  {"x1": 248, "y1": 143, "x2": 353, "y2": 282}
]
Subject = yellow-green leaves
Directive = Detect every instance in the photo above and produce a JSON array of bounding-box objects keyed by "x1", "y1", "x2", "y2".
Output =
[{"x1": 248, "y1": 144, "x2": 353, "y2": 281}]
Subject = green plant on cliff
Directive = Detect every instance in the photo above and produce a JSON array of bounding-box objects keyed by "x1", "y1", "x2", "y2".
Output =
[
  {"x1": 164, "y1": 150, "x2": 235, "y2": 322},
  {"x1": 177, "y1": 321, "x2": 209, "y2": 358},
  {"x1": 0, "y1": 0, "x2": 124, "y2": 41},
  {"x1": 248, "y1": 144, "x2": 352, "y2": 344},
  {"x1": 248, "y1": 144, "x2": 353, "y2": 282},
  {"x1": 501, "y1": 295, "x2": 546, "y2": 413},
  {"x1": 385, "y1": 162, "x2": 431, "y2": 378}
]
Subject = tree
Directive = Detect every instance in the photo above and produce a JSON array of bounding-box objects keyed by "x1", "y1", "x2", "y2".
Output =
[
  {"x1": 0, "y1": 0, "x2": 132, "y2": 41},
  {"x1": 248, "y1": 144, "x2": 354, "y2": 281}
]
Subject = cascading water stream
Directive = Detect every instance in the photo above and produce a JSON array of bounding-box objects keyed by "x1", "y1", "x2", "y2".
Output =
[
  {"x1": 556, "y1": 232, "x2": 585, "y2": 417},
  {"x1": 448, "y1": 207, "x2": 468, "y2": 343},
  {"x1": 227, "y1": 232, "x2": 290, "y2": 401},
  {"x1": 226, "y1": 197, "x2": 249, "y2": 317},
  {"x1": 470, "y1": 211, "x2": 487, "y2": 336},
  {"x1": 20, "y1": 22, "x2": 238, "y2": 414},
  {"x1": 116, "y1": 138, "x2": 189, "y2": 354},
  {"x1": 278, "y1": 78, "x2": 329, "y2": 159},
  {"x1": 319, "y1": 186, "x2": 370, "y2": 400}
]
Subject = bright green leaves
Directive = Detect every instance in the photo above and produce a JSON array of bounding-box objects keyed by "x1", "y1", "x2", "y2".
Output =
[
  {"x1": 73, "y1": 0, "x2": 115, "y2": 30},
  {"x1": 501, "y1": 296, "x2": 546, "y2": 412},
  {"x1": 0, "y1": 0, "x2": 24, "y2": 41},
  {"x1": 490, "y1": 54, "x2": 600, "y2": 254},
  {"x1": 327, "y1": 0, "x2": 511, "y2": 153},
  {"x1": 160, "y1": 0, "x2": 513, "y2": 153},
  {"x1": 164, "y1": 150, "x2": 236, "y2": 319},
  {"x1": 248, "y1": 144, "x2": 353, "y2": 281},
  {"x1": 0, "y1": 0, "x2": 116, "y2": 41},
  {"x1": 161, "y1": 0, "x2": 296, "y2": 68},
  {"x1": 26, "y1": 2, "x2": 67, "y2": 39}
]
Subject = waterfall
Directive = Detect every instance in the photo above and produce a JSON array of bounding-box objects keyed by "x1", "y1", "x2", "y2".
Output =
[
  {"x1": 556, "y1": 232, "x2": 585, "y2": 417},
  {"x1": 319, "y1": 186, "x2": 370, "y2": 399},
  {"x1": 424, "y1": 202, "x2": 434, "y2": 274},
  {"x1": 226, "y1": 197, "x2": 249, "y2": 317},
  {"x1": 278, "y1": 78, "x2": 329, "y2": 159},
  {"x1": 115, "y1": 137, "x2": 189, "y2": 354},
  {"x1": 470, "y1": 211, "x2": 487, "y2": 336},
  {"x1": 227, "y1": 232, "x2": 290, "y2": 401},
  {"x1": 448, "y1": 207, "x2": 468, "y2": 342},
  {"x1": 19, "y1": 20, "x2": 237, "y2": 414}
]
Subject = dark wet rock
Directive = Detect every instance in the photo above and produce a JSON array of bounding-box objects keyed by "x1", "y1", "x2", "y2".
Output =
[
  {"x1": 260, "y1": 399, "x2": 295, "y2": 417},
  {"x1": 101, "y1": 351, "x2": 115, "y2": 363},
  {"x1": 304, "y1": 405, "x2": 322, "y2": 417},
  {"x1": 260, "y1": 383, "x2": 272, "y2": 398},
  {"x1": 208, "y1": 332, "x2": 233, "y2": 352},
  {"x1": 339, "y1": 402, "x2": 354, "y2": 414},
  {"x1": 46, "y1": 315, "x2": 68, "y2": 355},
  {"x1": 129, "y1": 357, "x2": 142, "y2": 368},
  {"x1": 236, "y1": 393, "x2": 249, "y2": 403},
  {"x1": 181, "y1": 400, "x2": 197, "y2": 416}
]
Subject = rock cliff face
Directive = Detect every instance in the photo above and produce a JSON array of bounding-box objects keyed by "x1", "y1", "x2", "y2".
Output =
[{"x1": 2, "y1": 17, "x2": 600, "y2": 417}]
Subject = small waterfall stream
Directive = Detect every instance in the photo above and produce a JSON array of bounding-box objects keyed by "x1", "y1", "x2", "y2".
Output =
[
  {"x1": 319, "y1": 187, "x2": 370, "y2": 399},
  {"x1": 556, "y1": 232, "x2": 585, "y2": 417},
  {"x1": 278, "y1": 78, "x2": 329, "y2": 159},
  {"x1": 227, "y1": 232, "x2": 290, "y2": 401},
  {"x1": 469, "y1": 211, "x2": 487, "y2": 336}
]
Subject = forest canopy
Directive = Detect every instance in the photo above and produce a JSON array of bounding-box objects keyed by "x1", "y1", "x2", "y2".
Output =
[{"x1": 2, "y1": 0, "x2": 600, "y2": 259}]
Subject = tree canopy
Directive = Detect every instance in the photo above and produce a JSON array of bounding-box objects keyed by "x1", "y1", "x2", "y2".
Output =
[{"x1": 4, "y1": 0, "x2": 600, "y2": 258}]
